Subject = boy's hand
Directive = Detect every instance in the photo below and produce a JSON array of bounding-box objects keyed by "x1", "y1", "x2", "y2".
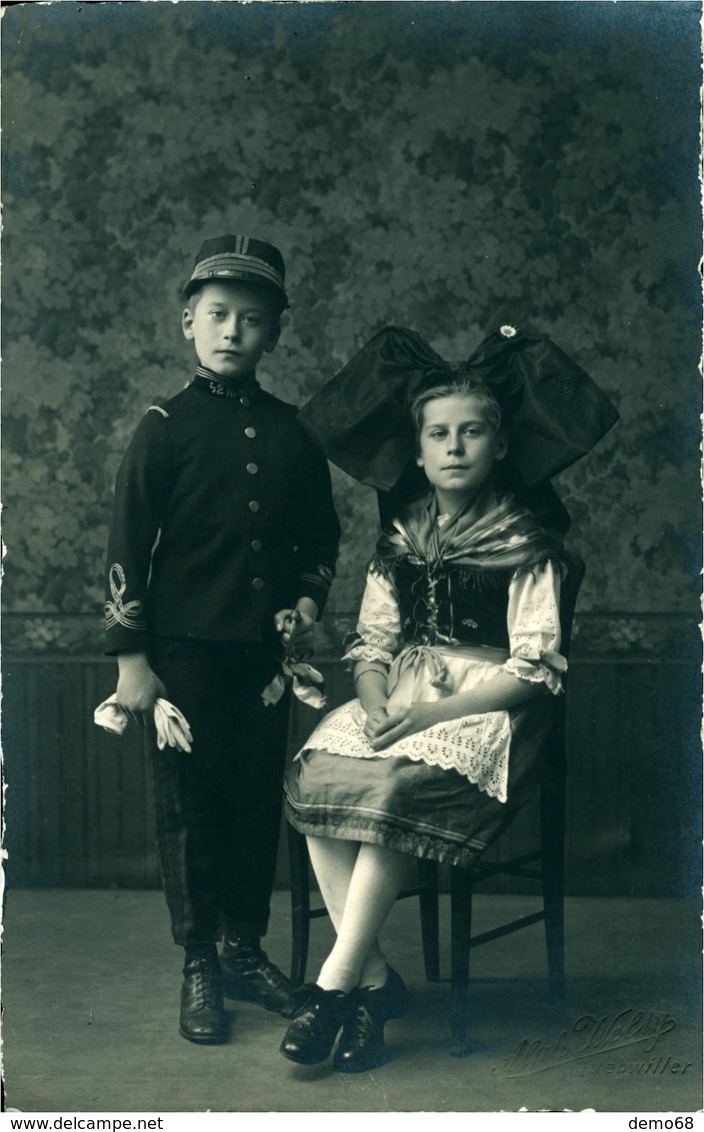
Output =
[
  {"x1": 368, "y1": 701, "x2": 442, "y2": 750},
  {"x1": 275, "y1": 609, "x2": 315, "y2": 656},
  {"x1": 116, "y1": 652, "x2": 166, "y2": 723}
]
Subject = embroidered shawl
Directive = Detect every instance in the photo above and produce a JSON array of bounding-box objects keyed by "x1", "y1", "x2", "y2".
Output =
[{"x1": 371, "y1": 493, "x2": 559, "y2": 583}]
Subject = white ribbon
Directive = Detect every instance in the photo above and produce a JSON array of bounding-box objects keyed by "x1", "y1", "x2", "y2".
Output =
[
  {"x1": 386, "y1": 644, "x2": 455, "y2": 698},
  {"x1": 261, "y1": 658, "x2": 327, "y2": 710}
]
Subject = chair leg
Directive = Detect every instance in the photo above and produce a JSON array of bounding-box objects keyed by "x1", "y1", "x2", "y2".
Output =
[
  {"x1": 541, "y1": 767, "x2": 567, "y2": 1011},
  {"x1": 417, "y1": 858, "x2": 441, "y2": 982},
  {"x1": 287, "y1": 824, "x2": 311, "y2": 986},
  {"x1": 449, "y1": 868, "x2": 473, "y2": 1057},
  {"x1": 542, "y1": 849, "x2": 566, "y2": 1010}
]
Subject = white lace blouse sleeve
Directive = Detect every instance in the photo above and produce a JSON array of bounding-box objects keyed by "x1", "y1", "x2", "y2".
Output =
[
  {"x1": 502, "y1": 560, "x2": 567, "y2": 695},
  {"x1": 342, "y1": 569, "x2": 402, "y2": 669}
]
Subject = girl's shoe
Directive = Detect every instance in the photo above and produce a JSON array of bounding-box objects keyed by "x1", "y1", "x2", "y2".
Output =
[
  {"x1": 333, "y1": 967, "x2": 408, "y2": 1073},
  {"x1": 279, "y1": 983, "x2": 351, "y2": 1065}
]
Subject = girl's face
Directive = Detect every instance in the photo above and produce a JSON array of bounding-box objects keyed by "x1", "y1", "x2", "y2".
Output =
[{"x1": 416, "y1": 393, "x2": 507, "y2": 512}]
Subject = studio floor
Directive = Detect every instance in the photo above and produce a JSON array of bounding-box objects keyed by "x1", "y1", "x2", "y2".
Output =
[{"x1": 1, "y1": 889, "x2": 701, "y2": 1115}]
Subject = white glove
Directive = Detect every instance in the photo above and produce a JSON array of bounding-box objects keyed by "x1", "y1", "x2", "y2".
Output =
[
  {"x1": 153, "y1": 698, "x2": 193, "y2": 753},
  {"x1": 94, "y1": 694, "x2": 193, "y2": 753}
]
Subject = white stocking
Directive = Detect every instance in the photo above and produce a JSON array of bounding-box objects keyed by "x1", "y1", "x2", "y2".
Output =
[
  {"x1": 306, "y1": 835, "x2": 358, "y2": 932},
  {"x1": 306, "y1": 837, "x2": 410, "y2": 993}
]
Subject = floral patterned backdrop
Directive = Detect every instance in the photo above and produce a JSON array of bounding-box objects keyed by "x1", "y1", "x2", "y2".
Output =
[{"x1": 2, "y1": 1, "x2": 700, "y2": 659}]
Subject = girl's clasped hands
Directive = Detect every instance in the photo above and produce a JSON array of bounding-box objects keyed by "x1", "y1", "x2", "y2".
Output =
[{"x1": 363, "y1": 700, "x2": 444, "y2": 749}]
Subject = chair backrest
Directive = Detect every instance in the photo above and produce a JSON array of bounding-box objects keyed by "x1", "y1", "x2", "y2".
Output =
[
  {"x1": 557, "y1": 550, "x2": 586, "y2": 663},
  {"x1": 540, "y1": 549, "x2": 585, "y2": 782}
]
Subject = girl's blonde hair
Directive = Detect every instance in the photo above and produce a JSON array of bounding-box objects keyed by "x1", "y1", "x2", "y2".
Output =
[{"x1": 410, "y1": 379, "x2": 503, "y2": 439}]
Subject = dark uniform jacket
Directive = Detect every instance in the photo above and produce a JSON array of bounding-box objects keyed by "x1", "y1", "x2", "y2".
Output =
[{"x1": 104, "y1": 368, "x2": 340, "y2": 655}]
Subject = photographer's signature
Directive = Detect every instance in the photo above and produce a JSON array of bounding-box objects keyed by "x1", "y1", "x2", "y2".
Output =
[{"x1": 491, "y1": 1008, "x2": 677, "y2": 1078}]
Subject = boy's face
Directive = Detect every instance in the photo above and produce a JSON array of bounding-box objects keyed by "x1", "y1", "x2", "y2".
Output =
[
  {"x1": 182, "y1": 281, "x2": 280, "y2": 379},
  {"x1": 416, "y1": 393, "x2": 507, "y2": 508}
]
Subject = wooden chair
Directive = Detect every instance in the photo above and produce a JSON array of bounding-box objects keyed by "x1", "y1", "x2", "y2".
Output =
[{"x1": 287, "y1": 552, "x2": 585, "y2": 1056}]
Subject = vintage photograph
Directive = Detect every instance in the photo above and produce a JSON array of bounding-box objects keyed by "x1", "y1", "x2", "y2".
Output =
[{"x1": 1, "y1": 0, "x2": 701, "y2": 1119}]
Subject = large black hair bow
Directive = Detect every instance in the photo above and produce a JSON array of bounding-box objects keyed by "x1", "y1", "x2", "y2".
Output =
[{"x1": 297, "y1": 325, "x2": 619, "y2": 494}]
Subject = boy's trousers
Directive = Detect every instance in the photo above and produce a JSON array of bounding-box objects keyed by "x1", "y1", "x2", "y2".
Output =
[{"x1": 146, "y1": 637, "x2": 291, "y2": 946}]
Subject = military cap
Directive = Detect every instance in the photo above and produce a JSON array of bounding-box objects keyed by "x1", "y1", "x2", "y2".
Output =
[{"x1": 183, "y1": 234, "x2": 288, "y2": 308}]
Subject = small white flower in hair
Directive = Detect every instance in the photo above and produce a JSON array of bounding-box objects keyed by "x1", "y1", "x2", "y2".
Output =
[{"x1": 500, "y1": 324, "x2": 518, "y2": 338}]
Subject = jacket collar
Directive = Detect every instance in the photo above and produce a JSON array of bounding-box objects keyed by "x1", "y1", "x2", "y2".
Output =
[{"x1": 192, "y1": 365, "x2": 260, "y2": 400}]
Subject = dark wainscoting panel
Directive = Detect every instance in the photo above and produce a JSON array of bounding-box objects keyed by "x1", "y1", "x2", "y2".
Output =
[
  {"x1": 3, "y1": 659, "x2": 158, "y2": 889},
  {"x1": 2, "y1": 657, "x2": 700, "y2": 896}
]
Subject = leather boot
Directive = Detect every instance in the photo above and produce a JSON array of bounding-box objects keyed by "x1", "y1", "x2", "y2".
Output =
[
  {"x1": 179, "y1": 943, "x2": 227, "y2": 1045},
  {"x1": 220, "y1": 934, "x2": 296, "y2": 1016},
  {"x1": 333, "y1": 967, "x2": 408, "y2": 1073},
  {"x1": 279, "y1": 983, "x2": 351, "y2": 1065}
]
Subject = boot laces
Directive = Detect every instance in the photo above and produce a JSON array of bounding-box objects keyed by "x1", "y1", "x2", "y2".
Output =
[{"x1": 189, "y1": 956, "x2": 220, "y2": 1008}]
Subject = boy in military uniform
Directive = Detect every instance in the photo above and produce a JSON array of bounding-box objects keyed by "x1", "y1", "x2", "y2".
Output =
[{"x1": 104, "y1": 235, "x2": 340, "y2": 1044}]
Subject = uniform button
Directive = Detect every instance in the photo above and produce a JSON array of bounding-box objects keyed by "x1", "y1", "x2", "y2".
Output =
[
  {"x1": 244, "y1": 427, "x2": 256, "y2": 439},
  {"x1": 246, "y1": 462, "x2": 258, "y2": 475},
  {"x1": 248, "y1": 500, "x2": 260, "y2": 513},
  {"x1": 240, "y1": 395, "x2": 251, "y2": 407},
  {"x1": 251, "y1": 539, "x2": 262, "y2": 552},
  {"x1": 252, "y1": 577, "x2": 265, "y2": 590}
]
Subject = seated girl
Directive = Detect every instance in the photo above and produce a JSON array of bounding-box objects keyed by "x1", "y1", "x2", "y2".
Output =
[{"x1": 279, "y1": 375, "x2": 567, "y2": 1073}]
